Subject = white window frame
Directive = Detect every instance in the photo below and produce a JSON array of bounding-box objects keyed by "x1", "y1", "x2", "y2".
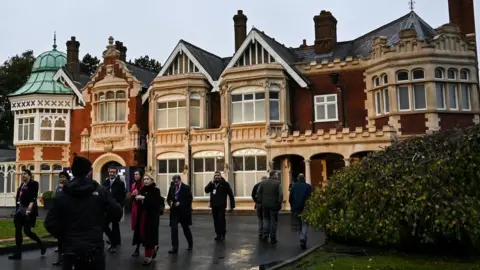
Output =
[
  {"x1": 411, "y1": 69, "x2": 425, "y2": 81},
  {"x1": 435, "y1": 83, "x2": 446, "y2": 110},
  {"x1": 447, "y1": 69, "x2": 457, "y2": 80},
  {"x1": 232, "y1": 152, "x2": 267, "y2": 198},
  {"x1": 396, "y1": 71, "x2": 409, "y2": 82},
  {"x1": 413, "y1": 84, "x2": 427, "y2": 111},
  {"x1": 17, "y1": 116, "x2": 35, "y2": 142},
  {"x1": 382, "y1": 74, "x2": 388, "y2": 85},
  {"x1": 192, "y1": 154, "x2": 225, "y2": 198},
  {"x1": 314, "y1": 94, "x2": 338, "y2": 122},
  {"x1": 189, "y1": 94, "x2": 201, "y2": 128},
  {"x1": 383, "y1": 88, "x2": 390, "y2": 113},
  {"x1": 94, "y1": 90, "x2": 127, "y2": 123},
  {"x1": 375, "y1": 91, "x2": 382, "y2": 115},
  {"x1": 231, "y1": 91, "x2": 266, "y2": 124},
  {"x1": 448, "y1": 84, "x2": 459, "y2": 110},
  {"x1": 435, "y1": 68, "x2": 445, "y2": 80},
  {"x1": 269, "y1": 90, "x2": 280, "y2": 122},
  {"x1": 460, "y1": 69, "x2": 470, "y2": 81},
  {"x1": 156, "y1": 100, "x2": 187, "y2": 130},
  {"x1": 397, "y1": 86, "x2": 411, "y2": 111},
  {"x1": 461, "y1": 84, "x2": 471, "y2": 111},
  {"x1": 156, "y1": 158, "x2": 185, "y2": 196},
  {"x1": 39, "y1": 116, "x2": 67, "y2": 142},
  {"x1": 373, "y1": 76, "x2": 380, "y2": 87}
]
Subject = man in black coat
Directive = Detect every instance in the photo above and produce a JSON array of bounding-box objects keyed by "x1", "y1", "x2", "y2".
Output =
[
  {"x1": 251, "y1": 176, "x2": 267, "y2": 238},
  {"x1": 101, "y1": 166, "x2": 126, "y2": 253},
  {"x1": 44, "y1": 156, "x2": 123, "y2": 270},
  {"x1": 166, "y1": 174, "x2": 193, "y2": 254},
  {"x1": 205, "y1": 171, "x2": 235, "y2": 241}
]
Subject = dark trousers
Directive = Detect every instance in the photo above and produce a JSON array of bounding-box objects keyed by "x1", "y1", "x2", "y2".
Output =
[
  {"x1": 14, "y1": 215, "x2": 43, "y2": 254},
  {"x1": 62, "y1": 251, "x2": 106, "y2": 270},
  {"x1": 255, "y1": 204, "x2": 263, "y2": 235},
  {"x1": 211, "y1": 207, "x2": 226, "y2": 236},
  {"x1": 170, "y1": 215, "x2": 193, "y2": 250},
  {"x1": 103, "y1": 219, "x2": 121, "y2": 246},
  {"x1": 262, "y1": 207, "x2": 279, "y2": 240}
]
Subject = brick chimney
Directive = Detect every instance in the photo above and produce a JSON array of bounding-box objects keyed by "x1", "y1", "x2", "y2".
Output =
[
  {"x1": 66, "y1": 36, "x2": 80, "y2": 81},
  {"x1": 233, "y1": 10, "x2": 248, "y2": 52},
  {"x1": 115, "y1": 41, "x2": 127, "y2": 62},
  {"x1": 448, "y1": 0, "x2": 476, "y2": 36},
  {"x1": 313, "y1": 11, "x2": 338, "y2": 55}
]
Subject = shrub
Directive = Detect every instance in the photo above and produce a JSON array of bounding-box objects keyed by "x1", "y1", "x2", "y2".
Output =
[
  {"x1": 303, "y1": 124, "x2": 480, "y2": 252},
  {"x1": 41, "y1": 191, "x2": 55, "y2": 200}
]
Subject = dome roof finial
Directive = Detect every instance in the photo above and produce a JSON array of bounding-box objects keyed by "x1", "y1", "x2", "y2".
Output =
[{"x1": 53, "y1": 31, "x2": 57, "y2": 50}]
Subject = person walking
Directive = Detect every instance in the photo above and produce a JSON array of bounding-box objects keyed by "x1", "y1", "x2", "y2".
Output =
[
  {"x1": 251, "y1": 176, "x2": 267, "y2": 238},
  {"x1": 166, "y1": 175, "x2": 193, "y2": 254},
  {"x1": 8, "y1": 169, "x2": 46, "y2": 260},
  {"x1": 44, "y1": 155, "x2": 123, "y2": 270},
  {"x1": 102, "y1": 166, "x2": 126, "y2": 253},
  {"x1": 289, "y1": 174, "x2": 312, "y2": 249},
  {"x1": 132, "y1": 173, "x2": 162, "y2": 266},
  {"x1": 256, "y1": 171, "x2": 283, "y2": 244},
  {"x1": 52, "y1": 171, "x2": 71, "y2": 266},
  {"x1": 204, "y1": 171, "x2": 235, "y2": 241},
  {"x1": 130, "y1": 169, "x2": 144, "y2": 257}
]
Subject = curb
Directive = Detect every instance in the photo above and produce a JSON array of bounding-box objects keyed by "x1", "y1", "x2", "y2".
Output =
[
  {"x1": 266, "y1": 244, "x2": 324, "y2": 270},
  {"x1": 0, "y1": 240, "x2": 57, "y2": 255}
]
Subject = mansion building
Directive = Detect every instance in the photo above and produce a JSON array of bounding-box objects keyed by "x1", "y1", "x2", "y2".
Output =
[{"x1": 1, "y1": 0, "x2": 477, "y2": 209}]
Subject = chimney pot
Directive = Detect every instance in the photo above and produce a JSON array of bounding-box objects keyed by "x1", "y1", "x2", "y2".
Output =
[
  {"x1": 66, "y1": 36, "x2": 80, "y2": 81},
  {"x1": 233, "y1": 10, "x2": 248, "y2": 52}
]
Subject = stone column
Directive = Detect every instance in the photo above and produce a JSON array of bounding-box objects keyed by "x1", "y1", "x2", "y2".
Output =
[
  {"x1": 304, "y1": 159, "x2": 311, "y2": 184},
  {"x1": 344, "y1": 158, "x2": 351, "y2": 167}
]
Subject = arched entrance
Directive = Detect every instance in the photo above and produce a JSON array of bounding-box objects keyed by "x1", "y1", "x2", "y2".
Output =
[
  {"x1": 310, "y1": 153, "x2": 345, "y2": 189},
  {"x1": 101, "y1": 161, "x2": 122, "y2": 181}
]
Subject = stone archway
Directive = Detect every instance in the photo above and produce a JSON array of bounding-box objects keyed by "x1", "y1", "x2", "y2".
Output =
[{"x1": 92, "y1": 153, "x2": 127, "y2": 182}]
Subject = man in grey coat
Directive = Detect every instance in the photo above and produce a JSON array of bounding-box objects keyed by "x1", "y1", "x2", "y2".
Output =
[{"x1": 255, "y1": 171, "x2": 283, "y2": 244}]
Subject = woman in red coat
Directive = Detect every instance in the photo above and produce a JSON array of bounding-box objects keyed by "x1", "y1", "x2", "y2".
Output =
[
  {"x1": 133, "y1": 173, "x2": 161, "y2": 265},
  {"x1": 130, "y1": 169, "x2": 144, "y2": 257}
]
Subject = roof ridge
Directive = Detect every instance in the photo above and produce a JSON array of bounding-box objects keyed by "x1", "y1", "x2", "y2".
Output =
[
  {"x1": 125, "y1": 62, "x2": 157, "y2": 75},
  {"x1": 353, "y1": 12, "x2": 414, "y2": 42},
  {"x1": 179, "y1": 39, "x2": 224, "y2": 61},
  {"x1": 252, "y1": 27, "x2": 290, "y2": 50}
]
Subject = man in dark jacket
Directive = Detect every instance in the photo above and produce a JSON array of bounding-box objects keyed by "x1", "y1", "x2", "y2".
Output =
[
  {"x1": 44, "y1": 156, "x2": 123, "y2": 270},
  {"x1": 251, "y1": 176, "x2": 267, "y2": 238},
  {"x1": 289, "y1": 173, "x2": 312, "y2": 249},
  {"x1": 256, "y1": 170, "x2": 283, "y2": 244},
  {"x1": 204, "y1": 171, "x2": 235, "y2": 241},
  {"x1": 101, "y1": 166, "x2": 126, "y2": 253},
  {"x1": 167, "y1": 175, "x2": 193, "y2": 254}
]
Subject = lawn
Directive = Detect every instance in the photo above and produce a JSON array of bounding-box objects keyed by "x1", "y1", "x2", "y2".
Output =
[
  {"x1": 281, "y1": 247, "x2": 480, "y2": 270},
  {"x1": 0, "y1": 218, "x2": 49, "y2": 240}
]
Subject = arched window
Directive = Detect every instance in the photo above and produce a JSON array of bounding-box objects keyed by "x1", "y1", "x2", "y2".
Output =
[
  {"x1": 39, "y1": 116, "x2": 67, "y2": 142},
  {"x1": 95, "y1": 90, "x2": 126, "y2": 123},
  {"x1": 460, "y1": 69, "x2": 470, "y2": 81},
  {"x1": 435, "y1": 67, "x2": 470, "y2": 111},
  {"x1": 396, "y1": 70, "x2": 409, "y2": 82},
  {"x1": 412, "y1": 69, "x2": 425, "y2": 80},
  {"x1": 232, "y1": 149, "x2": 267, "y2": 198},
  {"x1": 447, "y1": 68, "x2": 457, "y2": 80},
  {"x1": 382, "y1": 74, "x2": 388, "y2": 85},
  {"x1": 394, "y1": 69, "x2": 426, "y2": 111},
  {"x1": 435, "y1": 68, "x2": 445, "y2": 79},
  {"x1": 373, "y1": 76, "x2": 380, "y2": 87},
  {"x1": 192, "y1": 151, "x2": 225, "y2": 197}
]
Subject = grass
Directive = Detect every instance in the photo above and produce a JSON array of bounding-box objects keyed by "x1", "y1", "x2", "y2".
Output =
[
  {"x1": 281, "y1": 247, "x2": 480, "y2": 270},
  {"x1": 0, "y1": 218, "x2": 49, "y2": 240}
]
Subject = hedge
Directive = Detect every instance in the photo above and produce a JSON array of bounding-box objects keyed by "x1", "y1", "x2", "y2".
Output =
[{"x1": 302, "y1": 124, "x2": 480, "y2": 253}]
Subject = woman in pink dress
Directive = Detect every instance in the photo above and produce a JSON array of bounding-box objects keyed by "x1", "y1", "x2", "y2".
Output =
[{"x1": 130, "y1": 169, "x2": 144, "y2": 257}]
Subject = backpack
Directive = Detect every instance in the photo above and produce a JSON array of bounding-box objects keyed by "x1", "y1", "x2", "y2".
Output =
[{"x1": 159, "y1": 196, "x2": 165, "y2": 216}]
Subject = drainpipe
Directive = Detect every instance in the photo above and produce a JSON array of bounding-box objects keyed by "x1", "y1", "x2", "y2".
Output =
[{"x1": 330, "y1": 72, "x2": 347, "y2": 128}]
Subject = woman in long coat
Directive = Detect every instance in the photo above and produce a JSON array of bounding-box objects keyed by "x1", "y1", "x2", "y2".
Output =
[
  {"x1": 130, "y1": 169, "x2": 144, "y2": 257},
  {"x1": 133, "y1": 173, "x2": 161, "y2": 266}
]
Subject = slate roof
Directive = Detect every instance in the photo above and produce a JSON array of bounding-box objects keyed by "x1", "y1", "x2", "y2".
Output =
[
  {"x1": 180, "y1": 40, "x2": 227, "y2": 81},
  {"x1": 0, "y1": 148, "x2": 16, "y2": 162},
  {"x1": 292, "y1": 11, "x2": 437, "y2": 62},
  {"x1": 125, "y1": 63, "x2": 157, "y2": 89}
]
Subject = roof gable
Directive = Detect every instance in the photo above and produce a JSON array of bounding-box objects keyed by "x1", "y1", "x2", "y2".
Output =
[
  {"x1": 53, "y1": 69, "x2": 85, "y2": 105},
  {"x1": 219, "y1": 29, "x2": 308, "y2": 88}
]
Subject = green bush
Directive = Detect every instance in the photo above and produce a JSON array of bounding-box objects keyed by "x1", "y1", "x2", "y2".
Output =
[
  {"x1": 41, "y1": 191, "x2": 55, "y2": 200},
  {"x1": 303, "y1": 124, "x2": 480, "y2": 252}
]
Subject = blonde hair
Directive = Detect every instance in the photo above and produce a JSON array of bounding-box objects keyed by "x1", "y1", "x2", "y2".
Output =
[{"x1": 144, "y1": 173, "x2": 155, "y2": 181}]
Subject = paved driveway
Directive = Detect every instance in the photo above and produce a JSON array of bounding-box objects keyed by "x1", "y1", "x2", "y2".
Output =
[{"x1": 0, "y1": 214, "x2": 325, "y2": 270}]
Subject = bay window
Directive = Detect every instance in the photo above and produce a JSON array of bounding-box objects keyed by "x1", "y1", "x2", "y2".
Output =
[
  {"x1": 314, "y1": 94, "x2": 338, "y2": 122},
  {"x1": 395, "y1": 69, "x2": 426, "y2": 112},
  {"x1": 192, "y1": 153, "x2": 225, "y2": 197},
  {"x1": 17, "y1": 117, "x2": 35, "y2": 141},
  {"x1": 232, "y1": 92, "x2": 265, "y2": 123},
  {"x1": 373, "y1": 74, "x2": 389, "y2": 115},
  {"x1": 156, "y1": 100, "x2": 186, "y2": 129},
  {"x1": 157, "y1": 158, "x2": 185, "y2": 196},
  {"x1": 232, "y1": 150, "x2": 267, "y2": 198},
  {"x1": 435, "y1": 68, "x2": 446, "y2": 109},
  {"x1": 95, "y1": 90, "x2": 126, "y2": 123},
  {"x1": 436, "y1": 67, "x2": 472, "y2": 111}
]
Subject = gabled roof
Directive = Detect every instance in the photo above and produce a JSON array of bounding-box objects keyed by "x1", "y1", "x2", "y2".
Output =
[
  {"x1": 218, "y1": 28, "x2": 309, "y2": 88},
  {"x1": 52, "y1": 68, "x2": 85, "y2": 105},
  {"x1": 125, "y1": 63, "x2": 157, "y2": 89},
  {"x1": 293, "y1": 11, "x2": 437, "y2": 62}
]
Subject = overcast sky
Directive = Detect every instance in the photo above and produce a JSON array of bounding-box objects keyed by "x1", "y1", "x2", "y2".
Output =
[{"x1": 0, "y1": 0, "x2": 478, "y2": 64}]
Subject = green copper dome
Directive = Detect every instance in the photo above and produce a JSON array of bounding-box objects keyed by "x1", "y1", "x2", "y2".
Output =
[
  {"x1": 9, "y1": 36, "x2": 74, "y2": 97},
  {"x1": 31, "y1": 48, "x2": 67, "y2": 72}
]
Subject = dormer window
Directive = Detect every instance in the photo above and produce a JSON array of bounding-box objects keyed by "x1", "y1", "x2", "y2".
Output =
[{"x1": 95, "y1": 90, "x2": 126, "y2": 123}]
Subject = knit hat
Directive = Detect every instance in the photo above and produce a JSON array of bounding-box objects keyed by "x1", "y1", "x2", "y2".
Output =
[{"x1": 71, "y1": 156, "x2": 92, "y2": 177}]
